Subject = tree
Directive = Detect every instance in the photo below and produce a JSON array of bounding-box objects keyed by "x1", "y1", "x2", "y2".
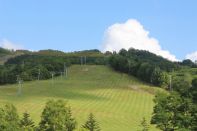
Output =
[
  {"x1": 151, "y1": 92, "x2": 193, "y2": 131},
  {"x1": 65, "y1": 107, "x2": 77, "y2": 131},
  {"x1": 119, "y1": 48, "x2": 127, "y2": 57},
  {"x1": 191, "y1": 78, "x2": 197, "y2": 104},
  {"x1": 39, "y1": 100, "x2": 76, "y2": 131},
  {"x1": 181, "y1": 59, "x2": 196, "y2": 67},
  {"x1": 190, "y1": 104, "x2": 197, "y2": 131},
  {"x1": 20, "y1": 112, "x2": 35, "y2": 131},
  {"x1": 104, "y1": 51, "x2": 112, "y2": 56},
  {"x1": 140, "y1": 117, "x2": 149, "y2": 131},
  {"x1": 151, "y1": 92, "x2": 177, "y2": 131},
  {"x1": 0, "y1": 108, "x2": 6, "y2": 130},
  {"x1": 151, "y1": 68, "x2": 168, "y2": 87},
  {"x1": 172, "y1": 76, "x2": 191, "y2": 97},
  {"x1": 82, "y1": 113, "x2": 100, "y2": 131},
  {"x1": 0, "y1": 104, "x2": 20, "y2": 131},
  {"x1": 137, "y1": 63, "x2": 153, "y2": 82}
]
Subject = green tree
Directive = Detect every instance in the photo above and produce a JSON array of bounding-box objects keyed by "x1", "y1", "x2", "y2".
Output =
[
  {"x1": 181, "y1": 59, "x2": 196, "y2": 67},
  {"x1": 0, "y1": 108, "x2": 6, "y2": 130},
  {"x1": 151, "y1": 93, "x2": 176, "y2": 131},
  {"x1": 137, "y1": 63, "x2": 153, "y2": 82},
  {"x1": 119, "y1": 48, "x2": 128, "y2": 57},
  {"x1": 172, "y1": 76, "x2": 191, "y2": 97},
  {"x1": 39, "y1": 100, "x2": 76, "y2": 131},
  {"x1": 65, "y1": 107, "x2": 77, "y2": 131},
  {"x1": 191, "y1": 78, "x2": 197, "y2": 103},
  {"x1": 0, "y1": 104, "x2": 20, "y2": 131},
  {"x1": 20, "y1": 112, "x2": 35, "y2": 131},
  {"x1": 190, "y1": 78, "x2": 197, "y2": 130},
  {"x1": 82, "y1": 113, "x2": 100, "y2": 131},
  {"x1": 151, "y1": 92, "x2": 194, "y2": 131},
  {"x1": 151, "y1": 68, "x2": 168, "y2": 87}
]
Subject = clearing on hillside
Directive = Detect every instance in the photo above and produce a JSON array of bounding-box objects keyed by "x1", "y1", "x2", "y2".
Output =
[{"x1": 0, "y1": 65, "x2": 161, "y2": 131}]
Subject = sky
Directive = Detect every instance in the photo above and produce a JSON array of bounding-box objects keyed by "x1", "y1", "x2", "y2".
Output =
[{"x1": 0, "y1": 0, "x2": 197, "y2": 61}]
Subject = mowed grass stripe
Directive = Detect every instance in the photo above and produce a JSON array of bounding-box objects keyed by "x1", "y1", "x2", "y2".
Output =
[{"x1": 0, "y1": 65, "x2": 160, "y2": 131}]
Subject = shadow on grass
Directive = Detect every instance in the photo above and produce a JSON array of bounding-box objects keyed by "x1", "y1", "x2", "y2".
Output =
[
  {"x1": 47, "y1": 90, "x2": 108, "y2": 101},
  {"x1": 4, "y1": 87, "x2": 108, "y2": 102}
]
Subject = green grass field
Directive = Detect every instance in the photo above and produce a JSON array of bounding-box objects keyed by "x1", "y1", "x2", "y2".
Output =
[{"x1": 0, "y1": 65, "x2": 162, "y2": 131}]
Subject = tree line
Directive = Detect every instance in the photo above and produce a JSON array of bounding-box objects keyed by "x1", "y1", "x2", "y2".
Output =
[
  {"x1": 0, "y1": 100, "x2": 101, "y2": 131},
  {"x1": 0, "y1": 99, "x2": 153, "y2": 131},
  {"x1": 107, "y1": 48, "x2": 180, "y2": 87}
]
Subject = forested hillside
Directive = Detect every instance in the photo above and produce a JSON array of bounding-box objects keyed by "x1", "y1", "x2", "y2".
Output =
[
  {"x1": 0, "y1": 47, "x2": 196, "y2": 87},
  {"x1": 108, "y1": 48, "x2": 177, "y2": 87},
  {"x1": 0, "y1": 49, "x2": 106, "y2": 84}
]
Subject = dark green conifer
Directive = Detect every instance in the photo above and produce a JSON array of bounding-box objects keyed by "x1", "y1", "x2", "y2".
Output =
[{"x1": 82, "y1": 113, "x2": 100, "y2": 131}]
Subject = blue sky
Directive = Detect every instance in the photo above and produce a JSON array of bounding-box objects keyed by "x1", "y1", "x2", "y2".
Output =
[{"x1": 0, "y1": 0, "x2": 197, "y2": 60}]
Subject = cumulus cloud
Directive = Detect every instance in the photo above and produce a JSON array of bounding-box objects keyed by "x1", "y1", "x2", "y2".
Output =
[
  {"x1": 0, "y1": 39, "x2": 24, "y2": 50},
  {"x1": 186, "y1": 51, "x2": 197, "y2": 62},
  {"x1": 101, "y1": 19, "x2": 178, "y2": 61}
]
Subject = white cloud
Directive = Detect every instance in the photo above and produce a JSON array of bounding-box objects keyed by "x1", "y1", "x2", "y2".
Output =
[
  {"x1": 101, "y1": 19, "x2": 178, "y2": 61},
  {"x1": 0, "y1": 39, "x2": 24, "y2": 50},
  {"x1": 186, "y1": 51, "x2": 197, "y2": 62}
]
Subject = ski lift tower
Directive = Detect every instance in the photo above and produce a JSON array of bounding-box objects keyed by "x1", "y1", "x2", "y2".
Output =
[{"x1": 16, "y1": 75, "x2": 23, "y2": 96}]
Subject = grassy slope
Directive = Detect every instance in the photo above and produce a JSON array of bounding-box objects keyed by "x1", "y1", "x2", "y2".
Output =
[{"x1": 0, "y1": 65, "x2": 162, "y2": 131}]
